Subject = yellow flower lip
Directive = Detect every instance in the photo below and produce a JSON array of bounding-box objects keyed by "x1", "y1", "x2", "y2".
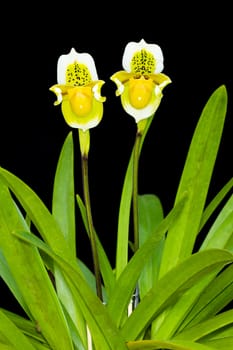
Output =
[
  {"x1": 128, "y1": 76, "x2": 154, "y2": 109},
  {"x1": 110, "y1": 39, "x2": 172, "y2": 123},
  {"x1": 49, "y1": 48, "x2": 106, "y2": 131},
  {"x1": 68, "y1": 86, "x2": 93, "y2": 117}
]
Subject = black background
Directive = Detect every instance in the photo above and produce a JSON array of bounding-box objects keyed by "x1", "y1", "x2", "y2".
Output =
[{"x1": 1, "y1": 4, "x2": 233, "y2": 312}]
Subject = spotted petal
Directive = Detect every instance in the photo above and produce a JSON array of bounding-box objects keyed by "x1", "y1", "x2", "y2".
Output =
[
  {"x1": 122, "y1": 39, "x2": 164, "y2": 74},
  {"x1": 57, "y1": 48, "x2": 98, "y2": 85}
]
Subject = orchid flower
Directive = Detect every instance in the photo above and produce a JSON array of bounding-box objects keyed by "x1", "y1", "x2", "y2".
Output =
[
  {"x1": 50, "y1": 48, "x2": 106, "y2": 132},
  {"x1": 110, "y1": 39, "x2": 171, "y2": 124}
]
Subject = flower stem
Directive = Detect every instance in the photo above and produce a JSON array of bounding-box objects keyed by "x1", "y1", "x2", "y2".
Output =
[
  {"x1": 131, "y1": 120, "x2": 148, "y2": 312},
  {"x1": 132, "y1": 118, "x2": 148, "y2": 251},
  {"x1": 78, "y1": 129, "x2": 103, "y2": 301},
  {"x1": 132, "y1": 127, "x2": 143, "y2": 252}
]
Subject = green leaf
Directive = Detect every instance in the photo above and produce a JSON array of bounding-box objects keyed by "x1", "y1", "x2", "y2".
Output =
[
  {"x1": 151, "y1": 267, "x2": 222, "y2": 340},
  {"x1": 52, "y1": 132, "x2": 88, "y2": 346},
  {"x1": 138, "y1": 194, "x2": 164, "y2": 298},
  {"x1": 159, "y1": 85, "x2": 228, "y2": 277},
  {"x1": 200, "y1": 194, "x2": 233, "y2": 252},
  {"x1": 0, "y1": 182, "x2": 74, "y2": 350},
  {"x1": 0, "y1": 309, "x2": 35, "y2": 350},
  {"x1": 173, "y1": 309, "x2": 233, "y2": 341},
  {"x1": 2, "y1": 307, "x2": 85, "y2": 349},
  {"x1": 120, "y1": 249, "x2": 233, "y2": 341},
  {"x1": 13, "y1": 230, "x2": 128, "y2": 350},
  {"x1": 197, "y1": 323, "x2": 233, "y2": 350},
  {"x1": 0, "y1": 163, "x2": 87, "y2": 345},
  {"x1": 115, "y1": 115, "x2": 154, "y2": 278},
  {"x1": 179, "y1": 264, "x2": 233, "y2": 330},
  {"x1": 0, "y1": 308, "x2": 48, "y2": 345},
  {"x1": 127, "y1": 339, "x2": 214, "y2": 350},
  {"x1": 61, "y1": 307, "x2": 87, "y2": 350},
  {"x1": 107, "y1": 197, "x2": 186, "y2": 328},
  {"x1": 203, "y1": 324, "x2": 233, "y2": 339},
  {"x1": 0, "y1": 166, "x2": 74, "y2": 262},
  {"x1": 201, "y1": 337, "x2": 233, "y2": 350},
  {"x1": 154, "y1": 192, "x2": 233, "y2": 339},
  {"x1": 52, "y1": 131, "x2": 76, "y2": 256},
  {"x1": 155, "y1": 192, "x2": 233, "y2": 339},
  {"x1": 76, "y1": 194, "x2": 115, "y2": 298},
  {"x1": 199, "y1": 177, "x2": 233, "y2": 231},
  {"x1": 0, "y1": 250, "x2": 29, "y2": 316}
]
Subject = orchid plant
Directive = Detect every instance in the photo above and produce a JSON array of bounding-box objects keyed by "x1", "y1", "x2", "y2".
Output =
[{"x1": 0, "y1": 39, "x2": 232, "y2": 350}]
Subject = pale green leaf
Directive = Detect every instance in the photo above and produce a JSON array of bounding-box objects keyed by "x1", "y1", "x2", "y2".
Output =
[
  {"x1": 200, "y1": 194, "x2": 233, "y2": 252},
  {"x1": 138, "y1": 194, "x2": 164, "y2": 298},
  {"x1": 127, "y1": 339, "x2": 213, "y2": 350},
  {"x1": 154, "y1": 191, "x2": 233, "y2": 339},
  {"x1": 107, "y1": 197, "x2": 187, "y2": 328},
  {"x1": 0, "y1": 309, "x2": 35, "y2": 350},
  {"x1": 13, "y1": 230, "x2": 128, "y2": 350},
  {"x1": 120, "y1": 249, "x2": 233, "y2": 341},
  {"x1": 199, "y1": 177, "x2": 233, "y2": 231},
  {"x1": 52, "y1": 131, "x2": 76, "y2": 256},
  {"x1": 0, "y1": 250, "x2": 29, "y2": 315},
  {"x1": 0, "y1": 308, "x2": 48, "y2": 345},
  {"x1": 159, "y1": 85, "x2": 228, "y2": 277},
  {"x1": 0, "y1": 182, "x2": 74, "y2": 350},
  {"x1": 152, "y1": 267, "x2": 222, "y2": 340},
  {"x1": 76, "y1": 193, "x2": 115, "y2": 298},
  {"x1": 201, "y1": 337, "x2": 233, "y2": 350},
  {"x1": 0, "y1": 166, "x2": 75, "y2": 262},
  {"x1": 52, "y1": 132, "x2": 88, "y2": 346},
  {"x1": 116, "y1": 115, "x2": 155, "y2": 278},
  {"x1": 173, "y1": 309, "x2": 233, "y2": 341},
  {"x1": 179, "y1": 264, "x2": 233, "y2": 330},
  {"x1": 199, "y1": 323, "x2": 233, "y2": 340},
  {"x1": 0, "y1": 164, "x2": 86, "y2": 345}
]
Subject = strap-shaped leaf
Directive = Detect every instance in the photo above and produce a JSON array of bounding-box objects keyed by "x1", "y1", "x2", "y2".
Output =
[
  {"x1": 127, "y1": 339, "x2": 213, "y2": 350},
  {"x1": 116, "y1": 115, "x2": 154, "y2": 278},
  {"x1": 0, "y1": 166, "x2": 74, "y2": 262},
  {"x1": 0, "y1": 250, "x2": 29, "y2": 316},
  {"x1": 138, "y1": 194, "x2": 164, "y2": 298},
  {"x1": 152, "y1": 193, "x2": 233, "y2": 339},
  {"x1": 107, "y1": 198, "x2": 186, "y2": 327},
  {"x1": 179, "y1": 264, "x2": 233, "y2": 330},
  {"x1": 0, "y1": 182, "x2": 74, "y2": 350},
  {"x1": 200, "y1": 337, "x2": 233, "y2": 350},
  {"x1": 151, "y1": 267, "x2": 222, "y2": 340},
  {"x1": 0, "y1": 158, "x2": 86, "y2": 347},
  {"x1": 120, "y1": 249, "x2": 233, "y2": 341},
  {"x1": 13, "y1": 230, "x2": 128, "y2": 350},
  {"x1": 52, "y1": 131, "x2": 76, "y2": 256},
  {"x1": 199, "y1": 177, "x2": 233, "y2": 231},
  {"x1": 0, "y1": 308, "x2": 48, "y2": 346},
  {"x1": 159, "y1": 85, "x2": 228, "y2": 277},
  {"x1": 200, "y1": 194, "x2": 233, "y2": 251},
  {"x1": 76, "y1": 194, "x2": 115, "y2": 298},
  {"x1": 0, "y1": 309, "x2": 35, "y2": 350},
  {"x1": 173, "y1": 309, "x2": 233, "y2": 341},
  {"x1": 52, "y1": 132, "x2": 87, "y2": 346}
]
